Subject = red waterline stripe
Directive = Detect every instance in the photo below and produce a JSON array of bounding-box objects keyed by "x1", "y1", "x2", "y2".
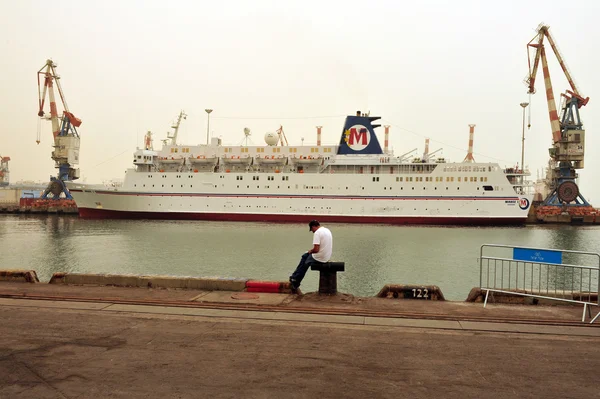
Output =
[{"x1": 77, "y1": 208, "x2": 526, "y2": 225}]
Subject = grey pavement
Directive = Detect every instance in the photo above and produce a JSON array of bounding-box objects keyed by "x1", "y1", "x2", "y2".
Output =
[{"x1": 1, "y1": 297, "x2": 600, "y2": 399}]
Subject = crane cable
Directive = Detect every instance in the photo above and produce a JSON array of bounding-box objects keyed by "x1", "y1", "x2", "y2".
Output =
[
  {"x1": 36, "y1": 117, "x2": 41, "y2": 144},
  {"x1": 528, "y1": 93, "x2": 532, "y2": 130}
]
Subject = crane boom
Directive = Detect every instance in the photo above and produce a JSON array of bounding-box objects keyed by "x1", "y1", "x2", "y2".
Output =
[{"x1": 527, "y1": 24, "x2": 589, "y2": 107}]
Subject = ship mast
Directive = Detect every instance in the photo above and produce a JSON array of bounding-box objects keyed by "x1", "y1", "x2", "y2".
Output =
[{"x1": 167, "y1": 110, "x2": 187, "y2": 145}]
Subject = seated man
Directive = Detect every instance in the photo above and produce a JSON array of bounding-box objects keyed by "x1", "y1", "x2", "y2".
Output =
[{"x1": 289, "y1": 220, "x2": 333, "y2": 292}]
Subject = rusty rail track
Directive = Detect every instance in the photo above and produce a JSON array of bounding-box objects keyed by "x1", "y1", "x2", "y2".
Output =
[{"x1": 1, "y1": 291, "x2": 598, "y2": 328}]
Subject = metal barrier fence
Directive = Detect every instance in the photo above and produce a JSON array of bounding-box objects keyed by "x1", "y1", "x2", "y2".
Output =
[{"x1": 479, "y1": 244, "x2": 600, "y2": 323}]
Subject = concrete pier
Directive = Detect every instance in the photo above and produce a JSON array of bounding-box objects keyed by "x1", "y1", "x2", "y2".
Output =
[{"x1": 0, "y1": 280, "x2": 599, "y2": 398}]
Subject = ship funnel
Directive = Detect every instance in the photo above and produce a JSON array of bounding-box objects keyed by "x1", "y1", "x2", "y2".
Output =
[{"x1": 337, "y1": 113, "x2": 383, "y2": 155}]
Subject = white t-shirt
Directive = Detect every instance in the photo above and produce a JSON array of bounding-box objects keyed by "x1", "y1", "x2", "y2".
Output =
[{"x1": 312, "y1": 226, "x2": 333, "y2": 263}]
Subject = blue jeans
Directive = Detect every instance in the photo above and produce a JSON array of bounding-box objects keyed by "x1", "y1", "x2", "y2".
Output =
[{"x1": 290, "y1": 252, "x2": 322, "y2": 287}]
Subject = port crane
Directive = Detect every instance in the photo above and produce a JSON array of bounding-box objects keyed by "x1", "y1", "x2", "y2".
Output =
[
  {"x1": 37, "y1": 59, "x2": 81, "y2": 199},
  {"x1": 0, "y1": 155, "x2": 9, "y2": 186},
  {"x1": 525, "y1": 23, "x2": 590, "y2": 208}
]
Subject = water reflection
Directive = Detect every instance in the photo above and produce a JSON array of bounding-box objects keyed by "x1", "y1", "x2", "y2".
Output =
[{"x1": 1, "y1": 215, "x2": 599, "y2": 300}]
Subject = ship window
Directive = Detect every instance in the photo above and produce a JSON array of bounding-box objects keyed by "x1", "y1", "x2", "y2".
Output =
[
  {"x1": 483, "y1": 185, "x2": 494, "y2": 191},
  {"x1": 458, "y1": 177, "x2": 461, "y2": 182},
  {"x1": 480, "y1": 177, "x2": 484, "y2": 182}
]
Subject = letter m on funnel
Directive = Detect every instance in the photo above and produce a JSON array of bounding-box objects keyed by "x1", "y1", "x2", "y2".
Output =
[{"x1": 348, "y1": 127, "x2": 368, "y2": 146}]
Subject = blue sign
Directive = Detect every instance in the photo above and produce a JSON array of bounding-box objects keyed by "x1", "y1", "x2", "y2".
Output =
[{"x1": 513, "y1": 248, "x2": 563, "y2": 264}]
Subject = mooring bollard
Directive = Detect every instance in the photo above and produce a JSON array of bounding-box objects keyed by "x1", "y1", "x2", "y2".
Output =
[{"x1": 310, "y1": 262, "x2": 345, "y2": 295}]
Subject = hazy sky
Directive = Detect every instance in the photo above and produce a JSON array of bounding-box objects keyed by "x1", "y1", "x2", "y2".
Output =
[{"x1": 1, "y1": 0, "x2": 599, "y2": 201}]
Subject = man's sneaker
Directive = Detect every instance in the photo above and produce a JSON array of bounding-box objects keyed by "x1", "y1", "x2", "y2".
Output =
[{"x1": 289, "y1": 278, "x2": 299, "y2": 293}]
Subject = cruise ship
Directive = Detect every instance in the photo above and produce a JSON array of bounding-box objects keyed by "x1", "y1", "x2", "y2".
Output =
[{"x1": 67, "y1": 112, "x2": 533, "y2": 224}]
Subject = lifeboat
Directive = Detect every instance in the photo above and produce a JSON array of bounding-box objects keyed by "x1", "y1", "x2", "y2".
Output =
[
  {"x1": 291, "y1": 155, "x2": 323, "y2": 165},
  {"x1": 189, "y1": 155, "x2": 219, "y2": 165},
  {"x1": 158, "y1": 156, "x2": 185, "y2": 165},
  {"x1": 222, "y1": 155, "x2": 253, "y2": 165},
  {"x1": 255, "y1": 155, "x2": 287, "y2": 165}
]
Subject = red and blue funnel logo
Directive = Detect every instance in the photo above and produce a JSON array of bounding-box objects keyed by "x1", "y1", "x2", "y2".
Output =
[{"x1": 337, "y1": 115, "x2": 382, "y2": 155}]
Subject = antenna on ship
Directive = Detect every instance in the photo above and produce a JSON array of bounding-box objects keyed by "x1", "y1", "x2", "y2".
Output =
[
  {"x1": 241, "y1": 127, "x2": 253, "y2": 146},
  {"x1": 144, "y1": 131, "x2": 154, "y2": 150},
  {"x1": 384, "y1": 125, "x2": 390, "y2": 154},
  {"x1": 422, "y1": 138, "x2": 430, "y2": 163},
  {"x1": 316, "y1": 126, "x2": 322, "y2": 146},
  {"x1": 463, "y1": 124, "x2": 476, "y2": 163}
]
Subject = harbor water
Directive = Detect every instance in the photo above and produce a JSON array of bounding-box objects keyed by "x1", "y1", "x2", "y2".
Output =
[{"x1": 1, "y1": 215, "x2": 599, "y2": 300}]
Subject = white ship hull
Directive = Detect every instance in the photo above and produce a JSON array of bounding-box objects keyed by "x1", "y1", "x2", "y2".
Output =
[{"x1": 68, "y1": 169, "x2": 531, "y2": 225}]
